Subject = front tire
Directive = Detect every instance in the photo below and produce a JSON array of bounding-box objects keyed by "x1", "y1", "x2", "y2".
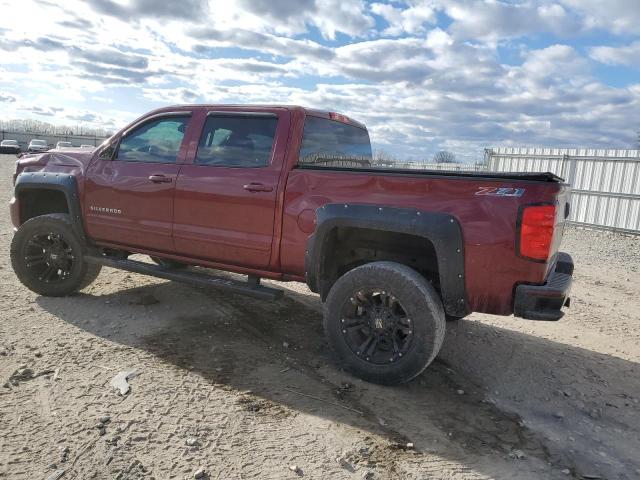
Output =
[
  {"x1": 324, "y1": 261, "x2": 446, "y2": 385},
  {"x1": 10, "y1": 213, "x2": 101, "y2": 296}
]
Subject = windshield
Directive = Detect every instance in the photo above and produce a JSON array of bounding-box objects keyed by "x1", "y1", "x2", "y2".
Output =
[
  {"x1": 31, "y1": 140, "x2": 46, "y2": 145},
  {"x1": 58, "y1": 142, "x2": 72, "y2": 147},
  {"x1": 298, "y1": 116, "x2": 372, "y2": 168},
  {"x1": 2, "y1": 140, "x2": 17, "y2": 145}
]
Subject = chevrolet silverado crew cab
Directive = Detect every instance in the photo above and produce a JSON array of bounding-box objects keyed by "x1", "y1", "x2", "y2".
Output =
[{"x1": 9, "y1": 105, "x2": 573, "y2": 384}]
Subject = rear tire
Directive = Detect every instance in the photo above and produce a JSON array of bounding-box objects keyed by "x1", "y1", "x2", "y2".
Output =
[
  {"x1": 324, "y1": 261, "x2": 446, "y2": 385},
  {"x1": 10, "y1": 213, "x2": 101, "y2": 296}
]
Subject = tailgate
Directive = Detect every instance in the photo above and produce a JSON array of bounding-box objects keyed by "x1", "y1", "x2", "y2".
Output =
[{"x1": 550, "y1": 184, "x2": 571, "y2": 266}]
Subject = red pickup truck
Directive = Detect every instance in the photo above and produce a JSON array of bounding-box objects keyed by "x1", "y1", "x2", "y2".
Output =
[{"x1": 9, "y1": 105, "x2": 573, "y2": 384}]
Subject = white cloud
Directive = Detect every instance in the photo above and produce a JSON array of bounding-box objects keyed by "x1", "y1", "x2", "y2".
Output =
[
  {"x1": 590, "y1": 41, "x2": 640, "y2": 68},
  {"x1": 0, "y1": 0, "x2": 639, "y2": 160},
  {"x1": 516, "y1": 44, "x2": 590, "y2": 86},
  {"x1": 439, "y1": 0, "x2": 581, "y2": 42},
  {"x1": 371, "y1": 1, "x2": 436, "y2": 36},
  {"x1": 560, "y1": 0, "x2": 640, "y2": 35},
  {"x1": 193, "y1": 0, "x2": 376, "y2": 39}
]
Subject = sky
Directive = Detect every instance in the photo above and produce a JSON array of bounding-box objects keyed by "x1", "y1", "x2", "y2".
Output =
[{"x1": 0, "y1": 0, "x2": 639, "y2": 162}]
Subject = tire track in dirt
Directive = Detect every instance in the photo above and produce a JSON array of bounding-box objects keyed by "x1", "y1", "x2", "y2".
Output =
[{"x1": 136, "y1": 281, "x2": 575, "y2": 479}]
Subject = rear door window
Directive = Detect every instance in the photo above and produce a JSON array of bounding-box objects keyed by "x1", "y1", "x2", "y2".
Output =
[{"x1": 195, "y1": 115, "x2": 278, "y2": 167}]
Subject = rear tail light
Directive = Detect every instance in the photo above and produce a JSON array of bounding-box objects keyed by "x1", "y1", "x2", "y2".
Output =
[{"x1": 518, "y1": 205, "x2": 556, "y2": 261}]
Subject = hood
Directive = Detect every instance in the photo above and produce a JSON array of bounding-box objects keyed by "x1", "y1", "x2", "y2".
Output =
[{"x1": 15, "y1": 150, "x2": 95, "y2": 178}]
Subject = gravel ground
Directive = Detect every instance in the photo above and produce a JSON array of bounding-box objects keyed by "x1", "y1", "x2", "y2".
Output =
[{"x1": 0, "y1": 154, "x2": 638, "y2": 479}]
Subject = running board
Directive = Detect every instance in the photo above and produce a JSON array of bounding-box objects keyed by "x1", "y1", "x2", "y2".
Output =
[{"x1": 84, "y1": 255, "x2": 284, "y2": 301}]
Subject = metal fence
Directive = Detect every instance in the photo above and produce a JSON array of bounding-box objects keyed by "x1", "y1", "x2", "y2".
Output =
[
  {"x1": 388, "y1": 161, "x2": 486, "y2": 172},
  {"x1": 486, "y1": 147, "x2": 640, "y2": 234},
  {"x1": 1, "y1": 130, "x2": 110, "y2": 150}
]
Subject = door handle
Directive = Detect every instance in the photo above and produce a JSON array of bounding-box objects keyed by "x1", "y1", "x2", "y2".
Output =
[
  {"x1": 148, "y1": 174, "x2": 172, "y2": 183},
  {"x1": 243, "y1": 183, "x2": 273, "y2": 192}
]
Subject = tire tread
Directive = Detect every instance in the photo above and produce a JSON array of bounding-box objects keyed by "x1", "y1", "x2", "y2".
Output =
[
  {"x1": 10, "y1": 213, "x2": 101, "y2": 296},
  {"x1": 324, "y1": 261, "x2": 446, "y2": 385}
]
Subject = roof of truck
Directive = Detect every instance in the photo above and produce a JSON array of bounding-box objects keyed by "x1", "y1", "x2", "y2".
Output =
[{"x1": 145, "y1": 104, "x2": 367, "y2": 129}]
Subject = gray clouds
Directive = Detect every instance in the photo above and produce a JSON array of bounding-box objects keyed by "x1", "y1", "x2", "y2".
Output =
[
  {"x1": 1, "y1": 0, "x2": 638, "y2": 161},
  {"x1": 190, "y1": 27, "x2": 335, "y2": 61},
  {"x1": 87, "y1": 0, "x2": 208, "y2": 21}
]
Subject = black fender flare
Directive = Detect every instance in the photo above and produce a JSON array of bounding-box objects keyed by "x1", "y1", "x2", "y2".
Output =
[
  {"x1": 14, "y1": 171, "x2": 87, "y2": 243},
  {"x1": 305, "y1": 203, "x2": 469, "y2": 317}
]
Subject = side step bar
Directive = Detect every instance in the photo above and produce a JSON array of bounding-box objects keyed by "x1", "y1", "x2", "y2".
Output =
[{"x1": 85, "y1": 255, "x2": 284, "y2": 301}]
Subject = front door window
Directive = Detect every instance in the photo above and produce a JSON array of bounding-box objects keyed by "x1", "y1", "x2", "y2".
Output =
[{"x1": 117, "y1": 116, "x2": 190, "y2": 163}]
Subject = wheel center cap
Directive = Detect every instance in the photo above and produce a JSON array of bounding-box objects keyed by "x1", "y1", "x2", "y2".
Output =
[{"x1": 374, "y1": 317, "x2": 384, "y2": 329}]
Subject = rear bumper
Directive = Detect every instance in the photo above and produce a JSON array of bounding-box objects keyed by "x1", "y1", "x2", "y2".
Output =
[
  {"x1": 0, "y1": 147, "x2": 20, "y2": 154},
  {"x1": 514, "y1": 252, "x2": 573, "y2": 321}
]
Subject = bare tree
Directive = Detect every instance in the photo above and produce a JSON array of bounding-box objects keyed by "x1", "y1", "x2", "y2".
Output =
[
  {"x1": 372, "y1": 149, "x2": 398, "y2": 166},
  {"x1": 432, "y1": 150, "x2": 457, "y2": 163},
  {"x1": 0, "y1": 118, "x2": 113, "y2": 137}
]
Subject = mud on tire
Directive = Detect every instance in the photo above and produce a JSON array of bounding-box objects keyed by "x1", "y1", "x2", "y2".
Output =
[
  {"x1": 324, "y1": 261, "x2": 446, "y2": 385},
  {"x1": 10, "y1": 213, "x2": 101, "y2": 296}
]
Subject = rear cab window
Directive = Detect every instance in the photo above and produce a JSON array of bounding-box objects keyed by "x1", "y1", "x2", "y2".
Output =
[{"x1": 298, "y1": 116, "x2": 373, "y2": 168}]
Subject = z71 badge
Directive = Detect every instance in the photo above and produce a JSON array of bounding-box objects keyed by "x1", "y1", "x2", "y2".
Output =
[{"x1": 475, "y1": 187, "x2": 525, "y2": 197}]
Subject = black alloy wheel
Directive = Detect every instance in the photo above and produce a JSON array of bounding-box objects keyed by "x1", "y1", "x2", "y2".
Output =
[
  {"x1": 23, "y1": 232, "x2": 76, "y2": 284},
  {"x1": 10, "y1": 213, "x2": 101, "y2": 296},
  {"x1": 339, "y1": 288, "x2": 414, "y2": 365}
]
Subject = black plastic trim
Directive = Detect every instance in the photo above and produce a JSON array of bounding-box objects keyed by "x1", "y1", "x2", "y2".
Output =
[
  {"x1": 297, "y1": 164, "x2": 564, "y2": 183},
  {"x1": 85, "y1": 255, "x2": 283, "y2": 301},
  {"x1": 514, "y1": 252, "x2": 573, "y2": 321},
  {"x1": 14, "y1": 171, "x2": 87, "y2": 242},
  {"x1": 305, "y1": 204, "x2": 469, "y2": 317}
]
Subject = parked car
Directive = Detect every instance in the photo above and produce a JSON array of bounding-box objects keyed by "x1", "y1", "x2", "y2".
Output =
[
  {"x1": 0, "y1": 139, "x2": 21, "y2": 154},
  {"x1": 9, "y1": 105, "x2": 573, "y2": 385},
  {"x1": 27, "y1": 139, "x2": 49, "y2": 153},
  {"x1": 55, "y1": 141, "x2": 73, "y2": 149}
]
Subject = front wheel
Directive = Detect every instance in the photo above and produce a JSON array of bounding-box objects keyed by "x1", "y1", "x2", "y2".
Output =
[
  {"x1": 324, "y1": 261, "x2": 446, "y2": 385},
  {"x1": 10, "y1": 213, "x2": 101, "y2": 296}
]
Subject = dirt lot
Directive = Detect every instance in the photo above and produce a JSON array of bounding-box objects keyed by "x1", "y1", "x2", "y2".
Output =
[{"x1": 0, "y1": 154, "x2": 638, "y2": 480}]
